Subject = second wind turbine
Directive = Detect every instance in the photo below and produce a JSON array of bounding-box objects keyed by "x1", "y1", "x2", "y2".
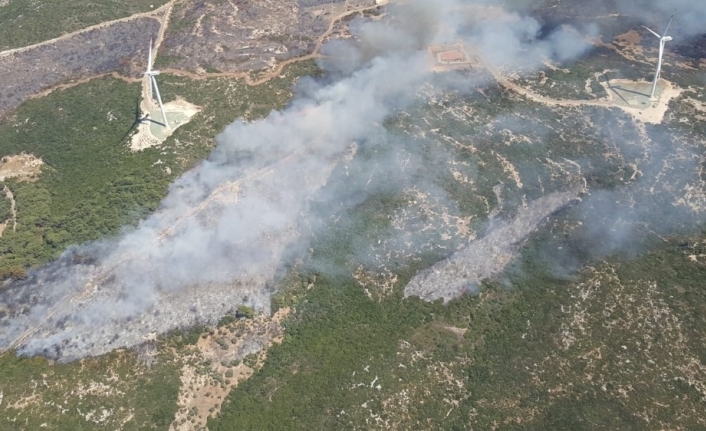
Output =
[
  {"x1": 643, "y1": 12, "x2": 674, "y2": 101},
  {"x1": 145, "y1": 39, "x2": 170, "y2": 128}
]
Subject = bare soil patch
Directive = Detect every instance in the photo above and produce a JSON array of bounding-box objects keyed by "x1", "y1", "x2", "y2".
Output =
[
  {"x1": 616, "y1": 29, "x2": 641, "y2": 45},
  {"x1": 0, "y1": 18, "x2": 160, "y2": 116},
  {"x1": 0, "y1": 153, "x2": 44, "y2": 181},
  {"x1": 598, "y1": 78, "x2": 682, "y2": 124},
  {"x1": 0, "y1": 186, "x2": 17, "y2": 237},
  {"x1": 470, "y1": 42, "x2": 680, "y2": 125},
  {"x1": 596, "y1": 29, "x2": 649, "y2": 65}
]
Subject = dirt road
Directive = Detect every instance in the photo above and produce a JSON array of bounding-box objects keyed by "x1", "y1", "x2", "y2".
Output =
[
  {"x1": 160, "y1": 3, "x2": 381, "y2": 86},
  {"x1": 0, "y1": 2, "x2": 171, "y2": 59},
  {"x1": 9, "y1": 0, "x2": 379, "y2": 102}
]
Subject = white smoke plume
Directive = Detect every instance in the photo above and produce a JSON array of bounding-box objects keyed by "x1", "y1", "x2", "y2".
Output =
[{"x1": 0, "y1": 0, "x2": 600, "y2": 360}]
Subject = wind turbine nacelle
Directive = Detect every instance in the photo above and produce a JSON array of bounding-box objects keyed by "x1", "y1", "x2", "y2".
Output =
[
  {"x1": 662, "y1": 36, "x2": 673, "y2": 42},
  {"x1": 148, "y1": 70, "x2": 161, "y2": 76}
]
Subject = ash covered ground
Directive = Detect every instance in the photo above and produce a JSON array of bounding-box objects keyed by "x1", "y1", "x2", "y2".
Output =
[
  {"x1": 404, "y1": 188, "x2": 582, "y2": 303},
  {"x1": 0, "y1": 18, "x2": 160, "y2": 115},
  {"x1": 159, "y1": 0, "x2": 379, "y2": 73}
]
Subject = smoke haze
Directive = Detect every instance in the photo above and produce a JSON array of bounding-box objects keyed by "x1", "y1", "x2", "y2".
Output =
[
  {"x1": 0, "y1": 0, "x2": 703, "y2": 360},
  {"x1": 620, "y1": 0, "x2": 706, "y2": 37}
]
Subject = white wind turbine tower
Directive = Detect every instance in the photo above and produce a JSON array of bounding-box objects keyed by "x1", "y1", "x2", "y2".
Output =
[
  {"x1": 144, "y1": 39, "x2": 169, "y2": 128},
  {"x1": 643, "y1": 12, "x2": 674, "y2": 100}
]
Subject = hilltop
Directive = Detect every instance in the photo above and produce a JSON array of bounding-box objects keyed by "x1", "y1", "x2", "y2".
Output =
[{"x1": 0, "y1": 0, "x2": 705, "y2": 429}]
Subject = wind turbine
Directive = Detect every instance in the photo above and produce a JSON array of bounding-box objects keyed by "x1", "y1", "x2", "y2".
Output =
[
  {"x1": 144, "y1": 39, "x2": 169, "y2": 128},
  {"x1": 643, "y1": 12, "x2": 674, "y2": 100}
]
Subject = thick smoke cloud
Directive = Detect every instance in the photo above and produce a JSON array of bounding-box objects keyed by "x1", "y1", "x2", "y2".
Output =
[
  {"x1": 0, "y1": 0, "x2": 614, "y2": 359},
  {"x1": 620, "y1": 0, "x2": 706, "y2": 37},
  {"x1": 467, "y1": 12, "x2": 594, "y2": 68}
]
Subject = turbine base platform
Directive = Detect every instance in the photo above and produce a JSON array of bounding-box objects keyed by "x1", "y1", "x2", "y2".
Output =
[
  {"x1": 596, "y1": 77, "x2": 681, "y2": 124},
  {"x1": 602, "y1": 79, "x2": 668, "y2": 110},
  {"x1": 148, "y1": 108, "x2": 193, "y2": 140},
  {"x1": 130, "y1": 99, "x2": 201, "y2": 151}
]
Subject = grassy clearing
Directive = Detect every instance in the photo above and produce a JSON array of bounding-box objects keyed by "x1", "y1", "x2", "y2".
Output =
[{"x1": 0, "y1": 0, "x2": 169, "y2": 50}]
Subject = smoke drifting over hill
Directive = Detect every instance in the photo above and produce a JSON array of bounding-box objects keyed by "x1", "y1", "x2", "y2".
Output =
[
  {"x1": 622, "y1": 0, "x2": 706, "y2": 37},
  {"x1": 1, "y1": 0, "x2": 697, "y2": 360}
]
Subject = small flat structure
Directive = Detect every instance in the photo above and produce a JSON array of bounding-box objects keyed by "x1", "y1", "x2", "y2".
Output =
[
  {"x1": 428, "y1": 43, "x2": 480, "y2": 72},
  {"x1": 148, "y1": 108, "x2": 194, "y2": 140},
  {"x1": 604, "y1": 79, "x2": 660, "y2": 109},
  {"x1": 598, "y1": 77, "x2": 682, "y2": 124},
  {"x1": 131, "y1": 98, "x2": 201, "y2": 151},
  {"x1": 438, "y1": 50, "x2": 466, "y2": 63}
]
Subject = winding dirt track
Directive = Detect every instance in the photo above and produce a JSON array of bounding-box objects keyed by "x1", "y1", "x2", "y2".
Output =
[
  {"x1": 28, "y1": 72, "x2": 141, "y2": 101},
  {"x1": 474, "y1": 47, "x2": 613, "y2": 110},
  {"x1": 472, "y1": 45, "x2": 675, "y2": 125},
  {"x1": 159, "y1": 3, "x2": 381, "y2": 85},
  {"x1": 2, "y1": 1, "x2": 677, "y2": 356},
  {"x1": 3, "y1": 0, "x2": 671, "y2": 123},
  {"x1": 11, "y1": 0, "x2": 380, "y2": 101}
]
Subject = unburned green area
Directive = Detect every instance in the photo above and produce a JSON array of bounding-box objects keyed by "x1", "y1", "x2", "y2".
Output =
[
  {"x1": 0, "y1": 346, "x2": 181, "y2": 430},
  {"x1": 0, "y1": 61, "x2": 316, "y2": 429},
  {"x1": 0, "y1": 78, "x2": 181, "y2": 278},
  {"x1": 209, "y1": 69, "x2": 706, "y2": 429},
  {"x1": 3, "y1": 66, "x2": 703, "y2": 428},
  {"x1": 211, "y1": 222, "x2": 706, "y2": 429}
]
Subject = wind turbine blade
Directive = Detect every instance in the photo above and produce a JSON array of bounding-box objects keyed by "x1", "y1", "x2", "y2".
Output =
[
  {"x1": 150, "y1": 75, "x2": 169, "y2": 127},
  {"x1": 663, "y1": 11, "x2": 675, "y2": 36},
  {"x1": 642, "y1": 26, "x2": 661, "y2": 38}
]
